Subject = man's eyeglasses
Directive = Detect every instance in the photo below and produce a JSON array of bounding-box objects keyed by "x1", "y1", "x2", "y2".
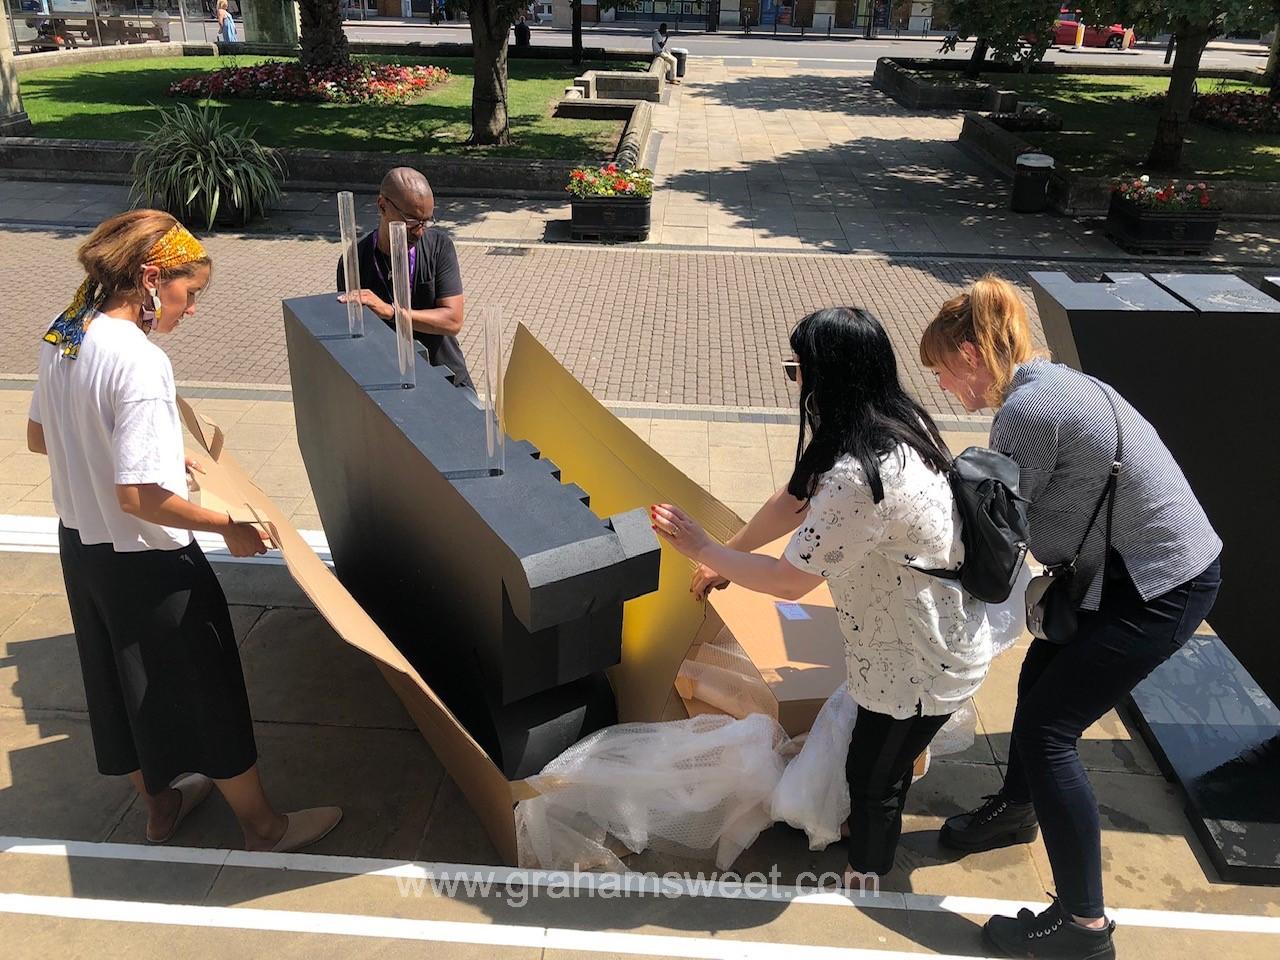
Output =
[
  {"x1": 382, "y1": 195, "x2": 432, "y2": 231},
  {"x1": 782, "y1": 359, "x2": 799, "y2": 383}
]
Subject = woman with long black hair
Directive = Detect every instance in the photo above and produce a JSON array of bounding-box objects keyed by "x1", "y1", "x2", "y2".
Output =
[{"x1": 653, "y1": 306, "x2": 993, "y2": 883}]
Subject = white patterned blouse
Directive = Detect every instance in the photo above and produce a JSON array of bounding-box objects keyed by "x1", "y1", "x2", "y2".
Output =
[{"x1": 784, "y1": 447, "x2": 993, "y2": 719}]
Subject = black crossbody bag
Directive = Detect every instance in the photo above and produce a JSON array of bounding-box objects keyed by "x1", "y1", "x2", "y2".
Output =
[{"x1": 1024, "y1": 380, "x2": 1124, "y2": 644}]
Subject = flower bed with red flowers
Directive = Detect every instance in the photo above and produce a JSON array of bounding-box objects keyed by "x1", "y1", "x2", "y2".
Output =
[
  {"x1": 565, "y1": 164, "x2": 653, "y2": 199},
  {"x1": 168, "y1": 60, "x2": 449, "y2": 105},
  {"x1": 1111, "y1": 175, "x2": 1213, "y2": 210},
  {"x1": 1127, "y1": 90, "x2": 1280, "y2": 134}
]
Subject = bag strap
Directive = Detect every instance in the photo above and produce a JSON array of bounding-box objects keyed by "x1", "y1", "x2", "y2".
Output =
[{"x1": 1065, "y1": 378, "x2": 1123, "y2": 570}]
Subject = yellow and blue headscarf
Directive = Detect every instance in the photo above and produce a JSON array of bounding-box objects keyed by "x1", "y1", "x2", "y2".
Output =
[{"x1": 43, "y1": 224, "x2": 208, "y2": 359}]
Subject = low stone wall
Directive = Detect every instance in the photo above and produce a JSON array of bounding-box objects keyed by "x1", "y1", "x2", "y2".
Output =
[
  {"x1": 875, "y1": 56, "x2": 1262, "y2": 113},
  {"x1": 573, "y1": 58, "x2": 665, "y2": 103},
  {"x1": 553, "y1": 98, "x2": 654, "y2": 171},
  {"x1": 958, "y1": 112, "x2": 1037, "y2": 174},
  {"x1": 882, "y1": 56, "x2": 1260, "y2": 84},
  {"x1": 0, "y1": 137, "x2": 588, "y2": 199},
  {"x1": 614, "y1": 101, "x2": 653, "y2": 170},
  {"x1": 13, "y1": 42, "x2": 216, "y2": 75},
  {"x1": 957, "y1": 112, "x2": 1280, "y2": 219},
  {"x1": 873, "y1": 58, "x2": 1017, "y2": 112},
  {"x1": 12, "y1": 39, "x2": 643, "y2": 75}
]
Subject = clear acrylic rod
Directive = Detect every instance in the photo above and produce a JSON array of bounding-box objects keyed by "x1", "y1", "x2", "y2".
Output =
[
  {"x1": 482, "y1": 306, "x2": 505, "y2": 476},
  {"x1": 389, "y1": 221, "x2": 416, "y2": 389},
  {"x1": 337, "y1": 191, "x2": 364, "y2": 338}
]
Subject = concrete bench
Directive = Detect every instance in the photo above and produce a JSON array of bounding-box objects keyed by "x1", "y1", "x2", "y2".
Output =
[{"x1": 572, "y1": 58, "x2": 666, "y2": 103}]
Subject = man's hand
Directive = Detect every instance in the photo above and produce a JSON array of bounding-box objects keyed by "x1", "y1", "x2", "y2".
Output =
[{"x1": 338, "y1": 289, "x2": 394, "y2": 322}]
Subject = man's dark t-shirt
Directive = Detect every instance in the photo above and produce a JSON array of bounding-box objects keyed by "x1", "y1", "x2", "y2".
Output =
[{"x1": 336, "y1": 228, "x2": 473, "y2": 390}]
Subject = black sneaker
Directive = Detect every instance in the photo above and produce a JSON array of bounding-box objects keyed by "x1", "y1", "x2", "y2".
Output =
[
  {"x1": 984, "y1": 897, "x2": 1116, "y2": 959},
  {"x1": 939, "y1": 792, "x2": 1039, "y2": 852}
]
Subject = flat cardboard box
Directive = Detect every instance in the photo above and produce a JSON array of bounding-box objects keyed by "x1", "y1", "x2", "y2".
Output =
[{"x1": 176, "y1": 325, "x2": 844, "y2": 865}]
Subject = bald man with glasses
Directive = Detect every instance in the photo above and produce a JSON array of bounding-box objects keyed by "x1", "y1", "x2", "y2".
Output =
[{"x1": 337, "y1": 167, "x2": 473, "y2": 391}]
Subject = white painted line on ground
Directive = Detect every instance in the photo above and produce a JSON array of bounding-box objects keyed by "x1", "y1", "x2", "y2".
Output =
[
  {"x1": 0, "y1": 891, "x2": 995, "y2": 959},
  {"x1": 0, "y1": 515, "x2": 330, "y2": 566},
  {"x1": 3, "y1": 837, "x2": 1278, "y2": 935}
]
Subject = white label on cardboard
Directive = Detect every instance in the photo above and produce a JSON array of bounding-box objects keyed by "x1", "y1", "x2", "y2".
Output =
[{"x1": 776, "y1": 602, "x2": 811, "y2": 621}]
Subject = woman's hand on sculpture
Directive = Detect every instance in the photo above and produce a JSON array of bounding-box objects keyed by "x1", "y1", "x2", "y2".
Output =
[
  {"x1": 651, "y1": 503, "x2": 715, "y2": 563},
  {"x1": 338, "y1": 289, "x2": 394, "y2": 322},
  {"x1": 690, "y1": 563, "x2": 729, "y2": 601}
]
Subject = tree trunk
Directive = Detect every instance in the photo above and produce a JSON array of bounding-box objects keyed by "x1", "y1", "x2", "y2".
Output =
[
  {"x1": 1265, "y1": 24, "x2": 1280, "y2": 102},
  {"x1": 468, "y1": 3, "x2": 512, "y2": 146},
  {"x1": 965, "y1": 39, "x2": 988, "y2": 79},
  {"x1": 572, "y1": 1, "x2": 584, "y2": 66},
  {"x1": 298, "y1": 0, "x2": 351, "y2": 69},
  {"x1": 1146, "y1": 24, "x2": 1211, "y2": 171}
]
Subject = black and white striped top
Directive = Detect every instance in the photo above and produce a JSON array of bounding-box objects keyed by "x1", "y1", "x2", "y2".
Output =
[{"x1": 991, "y1": 360, "x2": 1220, "y2": 611}]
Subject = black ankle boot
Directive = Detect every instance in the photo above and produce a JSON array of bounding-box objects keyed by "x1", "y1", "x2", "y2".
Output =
[
  {"x1": 939, "y1": 792, "x2": 1039, "y2": 852},
  {"x1": 984, "y1": 897, "x2": 1116, "y2": 960}
]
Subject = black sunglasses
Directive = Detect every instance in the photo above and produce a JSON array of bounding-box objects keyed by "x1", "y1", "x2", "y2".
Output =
[
  {"x1": 782, "y1": 359, "x2": 799, "y2": 383},
  {"x1": 382, "y1": 195, "x2": 432, "y2": 231}
]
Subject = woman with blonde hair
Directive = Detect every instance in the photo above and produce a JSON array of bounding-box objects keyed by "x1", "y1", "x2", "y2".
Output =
[
  {"x1": 919, "y1": 275, "x2": 1221, "y2": 960},
  {"x1": 28, "y1": 210, "x2": 339, "y2": 852},
  {"x1": 215, "y1": 0, "x2": 239, "y2": 44}
]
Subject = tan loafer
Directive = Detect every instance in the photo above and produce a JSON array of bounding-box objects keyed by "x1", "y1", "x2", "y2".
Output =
[
  {"x1": 147, "y1": 773, "x2": 213, "y2": 844},
  {"x1": 270, "y1": 806, "x2": 343, "y2": 853}
]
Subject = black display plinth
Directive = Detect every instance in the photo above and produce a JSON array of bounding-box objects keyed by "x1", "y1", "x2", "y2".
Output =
[
  {"x1": 1125, "y1": 634, "x2": 1280, "y2": 885},
  {"x1": 283, "y1": 295, "x2": 660, "y2": 778},
  {"x1": 1030, "y1": 271, "x2": 1280, "y2": 885}
]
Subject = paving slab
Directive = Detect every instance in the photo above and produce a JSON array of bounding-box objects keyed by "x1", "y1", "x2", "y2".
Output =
[
  {"x1": 107, "y1": 722, "x2": 444, "y2": 859},
  {"x1": 0, "y1": 711, "x2": 135, "y2": 841},
  {"x1": 238, "y1": 607, "x2": 414, "y2": 730}
]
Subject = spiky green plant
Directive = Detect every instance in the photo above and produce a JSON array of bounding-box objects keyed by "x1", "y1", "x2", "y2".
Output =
[{"x1": 130, "y1": 101, "x2": 285, "y2": 231}]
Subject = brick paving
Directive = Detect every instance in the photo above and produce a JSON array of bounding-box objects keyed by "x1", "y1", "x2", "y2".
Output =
[{"x1": 1, "y1": 224, "x2": 1062, "y2": 415}]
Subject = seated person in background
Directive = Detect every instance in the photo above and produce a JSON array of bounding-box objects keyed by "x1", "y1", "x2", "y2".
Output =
[
  {"x1": 651, "y1": 23, "x2": 681, "y2": 85},
  {"x1": 336, "y1": 167, "x2": 474, "y2": 391}
]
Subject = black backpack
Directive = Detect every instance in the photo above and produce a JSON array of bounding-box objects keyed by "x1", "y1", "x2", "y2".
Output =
[{"x1": 921, "y1": 447, "x2": 1029, "y2": 604}]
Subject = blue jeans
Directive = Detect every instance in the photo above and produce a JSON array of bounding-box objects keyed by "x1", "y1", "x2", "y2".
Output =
[{"x1": 1003, "y1": 552, "x2": 1222, "y2": 917}]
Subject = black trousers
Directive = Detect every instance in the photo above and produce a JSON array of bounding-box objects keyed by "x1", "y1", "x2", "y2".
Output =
[
  {"x1": 845, "y1": 705, "x2": 951, "y2": 876},
  {"x1": 1004, "y1": 552, "x2": 1221, "y2": 917},
  {"x1": 59, "y1": 524, "x2": 258, "y2": 795}
]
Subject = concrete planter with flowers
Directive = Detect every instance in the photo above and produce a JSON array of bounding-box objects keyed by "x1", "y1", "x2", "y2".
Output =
[
  {"x1": 567, "y1": 164, "x2": 653, "y2": 242},
  {"x1": 1105, "y1": 177, "x2": 1220, "y2": 255}
]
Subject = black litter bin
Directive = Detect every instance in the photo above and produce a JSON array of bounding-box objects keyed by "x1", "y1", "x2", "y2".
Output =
[
  {"x1": 1010, "y1": 153, "x2": 1054, "y2": 213},
  {"x1": 673, "y1": 48, "x2": 688, "y2": 78}
]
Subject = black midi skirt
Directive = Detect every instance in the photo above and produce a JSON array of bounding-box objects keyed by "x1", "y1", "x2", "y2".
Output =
[{"x1": 58, "y1": 524, "x2": 258, "y2": 795}]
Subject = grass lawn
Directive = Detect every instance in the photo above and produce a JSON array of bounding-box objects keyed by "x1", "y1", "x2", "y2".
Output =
[
  {"x1": 19, "y1": 55, "x2": 647, "y2": 160},
  {"x1": 978, "y1": 73, "x2": 1280, "y2": 181}
]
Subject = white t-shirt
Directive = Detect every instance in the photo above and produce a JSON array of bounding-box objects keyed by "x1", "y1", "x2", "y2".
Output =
[
  {"x1": 784, "y1": 447, "x2": 992, "y2": 719},
  {"x1": 652, "y1": 30, "x2": 668, "y2": 54},
  {"x1": 29, "y1": 313, "x2": 193, "y2": 552}
]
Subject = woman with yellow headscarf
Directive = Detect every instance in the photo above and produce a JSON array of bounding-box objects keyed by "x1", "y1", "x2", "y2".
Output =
[{"x1": 28, "y1": 210, "x2": 342, "y2": 853}]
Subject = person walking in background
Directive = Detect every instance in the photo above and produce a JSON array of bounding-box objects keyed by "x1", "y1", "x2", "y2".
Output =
[
  {"x1": 653, "y1": 306, "x2": 993, "y2": 889},
  {"x1": 514, "y1": 15, "x2": 532, "y2": 48},
  {"x1": 215, "y1": 0, "x2": 238, "y2": 43},
  {"x1": 29, "y1": 210, "x2": 341, "y2": 853},
  {"x1": 919, "y1": 275, "x2": 1221, "y2": 960}
]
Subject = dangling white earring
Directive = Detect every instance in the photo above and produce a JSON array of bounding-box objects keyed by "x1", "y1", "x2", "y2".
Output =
[{"x1": 804, "y1": 393, "x2": 819, "y2": 422}]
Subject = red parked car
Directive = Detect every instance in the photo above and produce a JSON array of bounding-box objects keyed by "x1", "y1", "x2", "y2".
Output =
[{"x1": 1053, "y1": 9, "x2": 1132, "y2": 48}]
